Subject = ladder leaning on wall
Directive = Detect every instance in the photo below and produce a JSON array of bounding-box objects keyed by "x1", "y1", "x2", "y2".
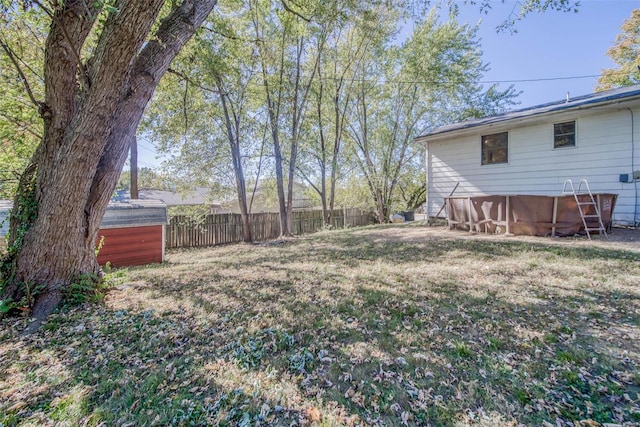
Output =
[{"x1": 562, "y1": 179, "x2": 608, "y2": 240}]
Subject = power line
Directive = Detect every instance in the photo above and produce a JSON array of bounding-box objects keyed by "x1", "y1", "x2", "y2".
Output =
[
  {"x1": 311, "y1": 68, "x2": 636, "y2": 86},
  {"x1": 137, "y1": 142, "x2": 156, "y2": 154},
  {"x1": 478, "y1": 74, "x2": 603, "y2": 84},
  {"x1": 138, "y1": 160, "x2": 157, "y2": 168},
  {"x1": 316, "y1": 73, "x2": 612, "y2": 86},
  {"x1": 142, "y1": 139, "x2": 158, "y2": 148}
]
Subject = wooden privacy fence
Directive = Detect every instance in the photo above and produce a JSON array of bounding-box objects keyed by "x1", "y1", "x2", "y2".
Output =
[{"x1": 166, "y1": 208, "x2": 374, "y2": 249}]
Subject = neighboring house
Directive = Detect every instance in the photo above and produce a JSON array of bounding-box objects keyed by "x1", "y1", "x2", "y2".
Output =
[
  {"x1": 415, "y1": 85, "x2": 640, "y2": 227},
  {"x1": 223, "y1": 181, "x2": 314, "y2": 213},
  {"x1": 113, "y1": 183, "x2": 314, "y2": 215},
  {"x1": 113, "y1": 187, "x2": 225, "y2": 214}
]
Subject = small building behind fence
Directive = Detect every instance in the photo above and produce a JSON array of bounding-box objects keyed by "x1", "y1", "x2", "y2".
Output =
[
  {"x1": 98, "y1": 200, "x2": 168, "y2": 267},
  {"x1": 0, "y1": 199, "x2": 169, "y2": 267}
]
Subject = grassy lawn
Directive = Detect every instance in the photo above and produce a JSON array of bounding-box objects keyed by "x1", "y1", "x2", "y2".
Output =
[{"x1": 1, "y1": 223, "x2": 639, "y2": 426}]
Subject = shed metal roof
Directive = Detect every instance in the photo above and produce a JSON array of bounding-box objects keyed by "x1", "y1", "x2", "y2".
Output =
[
  {"x1": 416, "y1": 84, "x2": 640, "y2": 142},
  {"x1": 0, "y1": 199, "x2": 168, "y2": 235},
  {"x1": 100, "y1": 199, "x2": 168, "y2": 229},
  {"x1": 113, "y1": 187, "x2": 220, "y2": 206}
]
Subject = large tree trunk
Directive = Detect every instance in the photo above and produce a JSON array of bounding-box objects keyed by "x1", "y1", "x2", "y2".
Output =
[{"x1": 1, "y1": 0, "x2": 218, "y2": 326}]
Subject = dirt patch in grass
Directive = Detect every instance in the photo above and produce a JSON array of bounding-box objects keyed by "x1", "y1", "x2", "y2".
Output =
[
  {"x1": 367, "y1": 221, "x2": 640, "y2": 246},
  {"x1": 1, "y1": 223, "x2": 639, "y2": 426}
]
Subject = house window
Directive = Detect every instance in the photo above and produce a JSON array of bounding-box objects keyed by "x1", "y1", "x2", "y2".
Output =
[
  {"x1": 481, "y1": 132, "x2": 508, "y2": 165},
  {"x1": 554, "y1": 121, "x2": 576, "y2": 148}
]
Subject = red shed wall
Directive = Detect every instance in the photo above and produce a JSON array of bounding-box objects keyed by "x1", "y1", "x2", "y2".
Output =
[{"x1": 97, "y1": 225, "x2": 163, "y2": 267}]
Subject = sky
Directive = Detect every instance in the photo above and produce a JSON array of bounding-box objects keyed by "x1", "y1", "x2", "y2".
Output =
[
  {"x1": 451, "y1": 0, "x2": 637, "y2": 107},
  {"x1": 136, "y1": 0, "x2": 639, "y2": 168}
]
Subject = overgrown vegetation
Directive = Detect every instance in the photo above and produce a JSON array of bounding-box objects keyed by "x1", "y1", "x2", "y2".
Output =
[{"x1": 1, "y1": 224, "x2": 639, "y2": 426}]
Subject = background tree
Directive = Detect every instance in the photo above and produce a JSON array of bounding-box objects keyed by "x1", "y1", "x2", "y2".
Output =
[
  {"x1": 0, "y1": 0, "x2": 218, "y2": 326},
  {"x1": 296, "y1": 10, "x2": 374, "y2": 226},
  {"x1": 143, "y1": 70, "x2": 235, "y2": 197},
  {"x1": 0, "y1": 6, "x2": 45, "y2": 199},
  {"x1": 250, "y1": 0, "x2": 326, "y2": 236},
  {"x1": 116, "y1": 167, "x2": 168, "y2": 192},
  {"x1": 144, "y1": 3, "x2": 266, "y2": 242},
  {"x1": 347, "y1": 12, "x2": 516, "y2": 223},
  {"x1": 596, "y1": 8, "x2": 640, "y2": 91}
]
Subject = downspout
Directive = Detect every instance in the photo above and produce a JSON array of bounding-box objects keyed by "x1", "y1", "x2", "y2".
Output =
[
  {"x1": 425, "y1": 140, "x2": 430, "y2": 219},
  {"x1": 628, "y1": 108, "x2": 639, "y2": 228}
]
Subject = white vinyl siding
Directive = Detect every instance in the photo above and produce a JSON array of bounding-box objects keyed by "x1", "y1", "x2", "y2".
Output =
[{"x1": 426, "y1": 108, "x2": 640, "y2": 226}]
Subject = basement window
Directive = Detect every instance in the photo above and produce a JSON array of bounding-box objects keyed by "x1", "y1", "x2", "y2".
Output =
[
  {"x1": 481, "y1": 132, "x2": 508, "y2": 165},
  {"x1": 554, "y1": 121, "x2": 576, "y2": 148}
]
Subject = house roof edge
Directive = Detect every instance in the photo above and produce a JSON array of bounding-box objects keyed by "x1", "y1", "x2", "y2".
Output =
[{"x1": 415, "y1": 85, "x2": 640, "y2": 143}]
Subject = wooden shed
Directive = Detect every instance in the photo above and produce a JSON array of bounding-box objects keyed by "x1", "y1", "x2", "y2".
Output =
[
  {"x1": 0, "y1": 199, "x2": 168, "y2": 267},
  {"x1": 98, "y1": 200, "x2": 168, "y2": 267}
]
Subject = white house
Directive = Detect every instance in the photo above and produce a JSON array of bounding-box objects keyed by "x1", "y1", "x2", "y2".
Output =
[{"x1": 415, "y1": 85, "x2": 640, "y2": 227}]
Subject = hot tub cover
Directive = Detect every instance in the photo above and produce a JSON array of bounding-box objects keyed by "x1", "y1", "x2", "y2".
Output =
[{"x1": 445, "y1": 193, "x2": 617, "y2": 237}]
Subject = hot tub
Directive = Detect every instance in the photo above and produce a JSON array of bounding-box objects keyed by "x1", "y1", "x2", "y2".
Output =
[{"x1": 445, "y1": 194, "x2": 617, "y2": 237}]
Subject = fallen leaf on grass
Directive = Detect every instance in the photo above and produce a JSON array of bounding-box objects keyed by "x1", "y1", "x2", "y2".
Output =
[
  {"x1": 5, "y1": 401, "x2": 27, "y2": 412},
  {"x1": 306, "y1": 406, "x2": 322, "y2": 422},
  {"x1": 579, "y1": 420, "x2": 601, "y2": 427}
]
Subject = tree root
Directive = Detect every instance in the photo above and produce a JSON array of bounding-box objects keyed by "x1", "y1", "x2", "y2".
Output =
[{"x1": 21, "y1": 290, "x2": 62, "y2": 336}]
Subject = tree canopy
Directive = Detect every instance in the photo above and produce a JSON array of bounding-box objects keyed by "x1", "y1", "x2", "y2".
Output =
[
  {"x1": 0, "y1": 6, "x2": 45, "y2": 199},
  {"x1": 147, "y1": 2, "x2": 517, "y2": 227},
  {"x1": 596, "y1": 8, "x2": 640, "y2": 91}
]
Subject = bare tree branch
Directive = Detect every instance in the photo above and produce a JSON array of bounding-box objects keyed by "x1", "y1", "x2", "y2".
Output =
[{"x1": 296, "y1": 165, "x2": 322, "y2": 196}]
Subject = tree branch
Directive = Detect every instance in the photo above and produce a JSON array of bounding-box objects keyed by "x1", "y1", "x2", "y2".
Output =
[
  {"x1": 0, "y1": 38, "x2": 42, "y2": 111},
  {"x1": 0, "y1": 111, "x2": 43, "y2": 140},
  {"x1": 296, "y1": 165, "x2": 321, "y2": 196},
  {"x1": 280, "y1": 0, "x2": 311, "y2": 22},
  {"x1": 201, "y1": 25, "x2": 262, "y2": 43},
  {"x1": 30, "y1": 0, "x2": 53, "y2": 18},
  {"x1": 167, "y1": 67, "x2": 222, "y2": 95}
]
